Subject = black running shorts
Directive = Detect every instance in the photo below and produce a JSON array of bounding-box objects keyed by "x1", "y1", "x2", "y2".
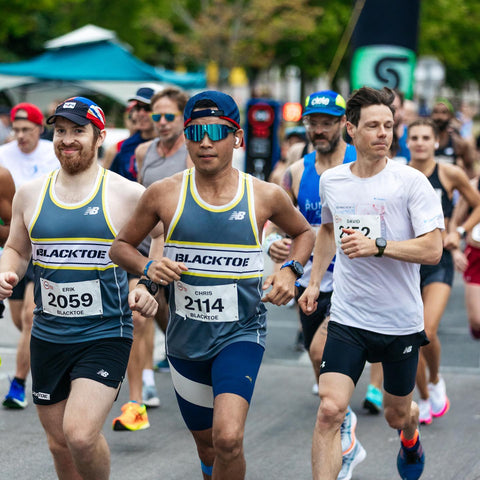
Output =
[{"x1": 30, "y1": 335, "x2": 132, "y2": 405}]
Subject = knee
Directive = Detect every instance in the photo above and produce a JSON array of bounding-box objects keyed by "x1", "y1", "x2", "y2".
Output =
[
  {"x1": 46, "y1": 433, "x2": 70, "y2": 460},
  {"x1": 63, "y1": 424, "x2": 96, "y2": 457},
  {"x1": 316, "y1": 397, "x2": 346, "y2": 430},
  {"x1": 212, "y1": 427, "x2": 243, "y2": 463},
  {"x1": 384, "y1": 402, "x2": 414, "y2": 430}
]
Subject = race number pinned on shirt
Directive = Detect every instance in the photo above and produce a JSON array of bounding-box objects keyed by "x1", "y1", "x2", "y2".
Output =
[
  {"x1": 334, "y1": 214, "x2": 382, "y2": 247},
  {"x1": 40, "y1": 278, "x2": 103, "y2": 317},
  {"x1": 174, "y1": 281, "x2": 238, "y2": 322}
]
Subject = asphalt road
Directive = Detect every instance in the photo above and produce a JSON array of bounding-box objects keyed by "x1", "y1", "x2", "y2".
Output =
[{"x1": 0, "y1": 270, "x2": 479, "y2": 479}]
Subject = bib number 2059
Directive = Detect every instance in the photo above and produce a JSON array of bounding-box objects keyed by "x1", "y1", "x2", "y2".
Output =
[{"x1": 41, "y1": 278, "x2": 103, "y2": 317}]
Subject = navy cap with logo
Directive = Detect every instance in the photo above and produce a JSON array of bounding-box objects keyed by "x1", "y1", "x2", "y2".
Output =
[
  {"x1": 46, "y1": 97, "x2": 105, "y2": 130},
  {"x1": 184, "y1": 90, "x2": 241, "y2": 129},
  {"x1": 128, "y1": 84, "x2": 159, "y2": 104},
  {"x1": 302, "y1": 90, "x2": 346, "y2": 117}
]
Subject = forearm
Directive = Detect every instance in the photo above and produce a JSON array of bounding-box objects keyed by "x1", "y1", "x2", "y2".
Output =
[
  {"x1": 110, "y1": 239, "x2": 150, "y2": 277},
  {"x1": 0, "y1": 246, "x2": 30, "y2": 278},
  {"x1": 308, "y1": 227, "x2": 336, "y2": 289},
  {"x1": 383, "y1": 231, "x2": 442, "y2": 265},
  {"x1": 287, "y1": 228, "x2": 315, "y2": 266}
]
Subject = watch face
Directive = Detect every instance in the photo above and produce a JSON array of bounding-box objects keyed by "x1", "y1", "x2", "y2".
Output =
[
  {"x1": 292, "y1": 261, "x2": 304, "y2": 276},
  {"x1": 376, "y1": 238, "x2": 387, "y2": 249}
]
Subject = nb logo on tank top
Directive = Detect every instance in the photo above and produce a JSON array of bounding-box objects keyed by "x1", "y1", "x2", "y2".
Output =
[
  {"x1": 229, "y1": 210, "x2": 246, "y2": 220},
  {"x1": 84, "y1": 206, "x2": 99, "y2": 215}
]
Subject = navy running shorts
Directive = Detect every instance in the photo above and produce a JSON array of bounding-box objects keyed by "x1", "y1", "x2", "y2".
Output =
[
  {"x1": 320, "y1": 321, "x2": 429, "y2": 397},
  {"x1": 168, "y1": 341, "x2": 264, "y2": 431},
  {"x1": 296, "y1": 287, "x2": 332, "y2": 351},
  {"x1": 30, "y1": 335, "x2": 132, "y2": 405},
  {"x1": 420, "y1": 249, "x2": 454, "y2": 289}
]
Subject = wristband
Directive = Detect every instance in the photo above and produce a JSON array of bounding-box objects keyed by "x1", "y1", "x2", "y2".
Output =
[
  {"x1": 263, "y1": 233, "x2": 283, "y2": 256},
  {"x1": 143, "y1": 260, "x2": 154, "y2": 279}
]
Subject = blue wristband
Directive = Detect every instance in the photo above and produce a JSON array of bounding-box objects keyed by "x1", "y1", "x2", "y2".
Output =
[{"x1": 143, "y1": 260, "x2": 154, "y2": 279}]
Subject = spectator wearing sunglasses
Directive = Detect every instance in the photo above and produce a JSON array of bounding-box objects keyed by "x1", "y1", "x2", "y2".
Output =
[
  {"x1": 109, "y1": 90, "x2": 314, "y2": 479},
  {"x1": 109, "y1": 84, "x2": 160, "y2": 181}
]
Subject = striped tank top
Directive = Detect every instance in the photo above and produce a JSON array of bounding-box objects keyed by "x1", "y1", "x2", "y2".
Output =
[
  {"x1": 164, "y1": 168, "x2": 266, "y2": 360},
  {"x1": 29, "y1": 168, "x2": 132, "y2": 343}
]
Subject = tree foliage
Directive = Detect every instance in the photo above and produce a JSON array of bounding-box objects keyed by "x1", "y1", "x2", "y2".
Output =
[{"x1": 0, "y1": 0, "x2": 479, "y2": 91}]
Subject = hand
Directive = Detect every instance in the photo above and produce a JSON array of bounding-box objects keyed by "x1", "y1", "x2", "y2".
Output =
[
  {"x1": 0, "y1": 272, "x2": 19, "y2": 300},
  {"x1": 298, "y1": 284, "x2": 319, "y2": 315},
  {"x1": 144, "y1": 257, "x2": 188, "y2": 285},
  {"x1": 443, "y1": 232, "x2": 460, "y2": 250},
  {"x1": 340, "y1": 228, "x2": 376, "y2": 258},
  {"x1": 261, "y1": 268, "x2": 297, "y2": 306},
  {"x1": 451, "y1": 248, "x2": 468, "y2": 272},
  {"x1": 269, "y1": 238, "x2": 292, "y2": 263},
  {"x1": 128, "y1": 287, "x2": 159, "y2": 317}
]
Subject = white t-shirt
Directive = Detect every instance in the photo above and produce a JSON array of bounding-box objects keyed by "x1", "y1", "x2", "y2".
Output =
[
  {"x1": 320, "y1": 159, "x2": 444, "y2": 335},
  {"x1": 0, "y1": 139, "x2": 59, "y2": 188}
]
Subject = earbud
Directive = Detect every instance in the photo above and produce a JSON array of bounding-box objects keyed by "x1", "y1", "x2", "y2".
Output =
[
  {"x1": 434, "y1": 142, "x2": 439, "y2": 149},
  {"x1": 235, "y1": 137, "x2": 240, "y2": 146}
]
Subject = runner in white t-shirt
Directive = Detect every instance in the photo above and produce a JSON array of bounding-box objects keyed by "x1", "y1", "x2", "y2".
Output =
[{"x1": 299, "y1": 87, "x2": 444, "y2": 480}]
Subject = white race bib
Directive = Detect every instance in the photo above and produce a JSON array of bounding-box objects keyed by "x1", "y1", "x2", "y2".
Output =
[
  {"x1": 40, "y1": 278, "x2": 103, "y2": 317},
  {"x1": 333, "y1": 214, "x2": 382, "y2": 247},
  {"x1": 174, "y1": 281, "x2": 238, "y2": 322}
]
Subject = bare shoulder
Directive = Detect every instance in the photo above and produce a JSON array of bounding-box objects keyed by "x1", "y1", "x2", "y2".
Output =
[
  {"x1": 16, "y1": 175, "x2": 49, "y2": 203},
  {"x1": 251, "y1": 176, "x2": 291, "y2": 209},
  {"x1": 439, "y1": 162, "x2": 468, "y2": 182},
  {"x1": 106, "y1": 170, "x2": 145, "y2": 204},
  {"x1": 135, "y1": 140, "x2": 153, "y2": 158}
]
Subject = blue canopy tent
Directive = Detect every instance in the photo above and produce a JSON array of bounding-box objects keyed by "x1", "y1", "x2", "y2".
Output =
[{"x1": 0, "y1": 25, "x2": 206, "y2": 106}]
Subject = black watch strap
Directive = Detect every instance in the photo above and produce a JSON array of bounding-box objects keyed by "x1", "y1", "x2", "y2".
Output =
[{"x1": 137, "y1": 278, "x2": 159, "y2": 295}]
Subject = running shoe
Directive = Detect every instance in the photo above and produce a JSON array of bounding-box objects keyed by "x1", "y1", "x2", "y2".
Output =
[
  {"x1": 112, "y1": 401, "x2": 150, "y2": 431},
  {"x1": 397, "y1": 436, "x2": 425, "y2": 480},
  {"x1": 338, "y1": 439, "x2": 366, "y2": 480},
  {"x1": 340, "y1": 407, "x2": 357, "y2": 455},
  {"x1": 3, "y1": 378, "x2": 28, "y2": 409},
  {"x1": 428, "y1": 377, "x2": 450, "y2": 418},
  {"x1": 142, "y1": 383, "x2": 160, "y2": 408},
  {"x1": 363, "y1": 384, "x2": 382, "y2": 414},
  {"x1": 154, "y1": 358, "x2": 170, "y2": 372},
  {"x1": 418, "y1": 399, "x2": 432, "y2": 425}
]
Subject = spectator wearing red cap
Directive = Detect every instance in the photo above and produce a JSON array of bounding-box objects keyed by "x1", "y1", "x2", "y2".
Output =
[{"x1": 0, "y1": 102, "x2": 58, "y2": 411}]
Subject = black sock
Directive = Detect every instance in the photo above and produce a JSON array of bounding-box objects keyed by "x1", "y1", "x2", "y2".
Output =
[{"x1": 14, "y1": 377, "x2": 25, "y2": 387}]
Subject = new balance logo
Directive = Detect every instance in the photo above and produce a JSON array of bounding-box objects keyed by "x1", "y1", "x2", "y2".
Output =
[
  {"x1": 84, "y1": 206, "x2": 99, "y2": 215},
  {"x1": 403, "y1": 345, "x2": 412, "y2": 354},
  {"x1": 97, "y1": 369, "x2": 110, "y2": 378},
  {"x1": 229, "y1": 211, "x2": 246, "y2": 220},
  {"x1": 321, "y1": 361, "x2": 326, "y2": 369}
]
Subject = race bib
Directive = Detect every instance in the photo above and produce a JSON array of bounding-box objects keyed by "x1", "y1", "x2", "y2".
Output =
[
  {"x1": 174, "y1": 281, "x2": 238, "y2": 322},
  {"x1": 333, "y1": 214, "x2": 382, "y2": 247},
  {"x1": 472, "y1": 223, "x2": 480, "y2": 243},
  {"x1": 40, "y1": 278, "x2": 103, "y2": 317}
]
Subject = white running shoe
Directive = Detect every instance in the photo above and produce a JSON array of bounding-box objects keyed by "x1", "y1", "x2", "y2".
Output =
[
  {"x1": 428, "y1": 377, "x2": 450, "y2": 418},
  {"x1": 338, "y1": 439, "x2": 366, "y2": 480},
  {"x1": 418, "y1": 398, "x2": 432, "y2": 425},
  {"x1": 142, "y1": 384, "x2": 161, "y2": 408},
  {"x1": 340, "y1": 407, "x2": 357, "y2": 455}
]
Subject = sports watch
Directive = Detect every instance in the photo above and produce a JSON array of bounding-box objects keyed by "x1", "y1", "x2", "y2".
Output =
[
  {"x1": 374, "y1": 237, "x2": 387, "y2": 257},
  {"x1": 280, "y1": 260, "x2": 304, "y2": 278},
  {"x1": 137, "y1": 278, "x2": 160, "y2": 296},
  {"x1": 456, "y1": 226, "x2": 467, "y2": 239}
]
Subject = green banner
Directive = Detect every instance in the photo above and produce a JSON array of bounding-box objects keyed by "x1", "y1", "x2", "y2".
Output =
[{"x1": 350, "y1": 45, "x2": 416, "y2": 99}]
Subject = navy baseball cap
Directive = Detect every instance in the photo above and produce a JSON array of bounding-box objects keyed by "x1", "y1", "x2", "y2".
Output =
[
  {"x1": 46, "y1": 97, "x2": 105, "y2": 130},
  {"x1": 128, "y1": 84, "x2": 159, "y2": 104},
  {"x1": 303, "y1": 90, "x2": 346, "y2": 117},
  {"x1": 184, "y1": 91, "x2": 241, "y2": 129}
]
